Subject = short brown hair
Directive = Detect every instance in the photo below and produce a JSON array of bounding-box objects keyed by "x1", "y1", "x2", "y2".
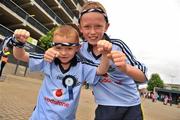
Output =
[
  {"x1": 81, "y1": 1, "x2": 107, "y2": 14},
  {"x1": 79, "y1": 1, "x2": 108, "y2": 23},
  {"x1": 53, "y1": 25, "x2": 79, "y2": 42}
]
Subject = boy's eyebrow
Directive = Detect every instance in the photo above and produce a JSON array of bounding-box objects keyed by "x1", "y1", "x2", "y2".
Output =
[
  {"x1": 79, "y1": 8, "x2": 109, "y2": 23},
  {"x1": 52, "y1": 42, "x2": 80, "y2": 47}
]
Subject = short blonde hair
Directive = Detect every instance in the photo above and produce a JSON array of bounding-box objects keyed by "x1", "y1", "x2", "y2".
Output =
[{"x1": 53, "y1": 25, "x2": 79, "y2": 42}]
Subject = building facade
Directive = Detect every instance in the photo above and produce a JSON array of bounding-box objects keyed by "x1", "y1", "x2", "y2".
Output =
[
  {"x1": 0, "y1": 0, "x2": 87, "y2": 71},
  {"x1": 0, "y1": 0, "x2": 87, "y2": 41}
]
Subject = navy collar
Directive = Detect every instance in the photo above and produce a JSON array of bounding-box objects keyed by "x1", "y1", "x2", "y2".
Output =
[
  {"x1": 87, "y1": 43, "x2": 101, "y2": 60},
  {"x1": 54, "y1": 55, "x2": 78, "y2": 73}
]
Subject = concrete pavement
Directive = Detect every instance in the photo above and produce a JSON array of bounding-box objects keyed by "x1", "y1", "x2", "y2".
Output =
[
  {"x1": 0, "y1": 63, "x2": 95, "y2": 120},
  {"x1": 0, "y1": 63, "x2": 42, "y2": 120},
  {"x1": 0, "y1": 63, "x2": 180, "y2": 120}
]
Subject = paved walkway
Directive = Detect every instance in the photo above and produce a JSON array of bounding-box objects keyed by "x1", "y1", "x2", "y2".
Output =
[
  {"x1": 0, "y1": 63, "x2": 180, "y2": 120},
  {"x1": 0, "y1": 63, "x2": 42, "y2": 120},
  {"x1": 0, "y1": 63, "x2": 95, "y2": 120}
]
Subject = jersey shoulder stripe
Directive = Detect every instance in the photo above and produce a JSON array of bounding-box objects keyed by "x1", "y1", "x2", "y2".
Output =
[
  {"x1": 29, "y1": 52, "x2": 44, "y2": 59},
  {"x1": 76, "y1": 52, "x2": 98, "y2": 67}
]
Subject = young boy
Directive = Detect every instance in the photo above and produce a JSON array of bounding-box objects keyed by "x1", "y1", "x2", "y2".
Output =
[
  {"x1": 78, "y1": 1, "x2": 147, "y2": 120},
  {"x1": 13, "y1": 25, "x2": 112, "y2": 120}
]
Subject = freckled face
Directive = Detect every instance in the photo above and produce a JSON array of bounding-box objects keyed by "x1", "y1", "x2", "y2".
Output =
[{"x1": 79, "y1": 12, "x2": 109, "y2": 46}]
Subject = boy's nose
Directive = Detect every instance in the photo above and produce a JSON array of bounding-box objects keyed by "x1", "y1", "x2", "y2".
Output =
[
  {"x1": 60, "y1": 49, "x2": 66, "y2": 55},
  {"x1": 90, "y1": 27, "x2": 96, "y2": 34}
]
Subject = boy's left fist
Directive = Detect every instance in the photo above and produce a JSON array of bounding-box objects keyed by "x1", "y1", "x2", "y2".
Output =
[
  {"x1": 97, "y1": 40, "x2": 112, "y2": 54},
  {"x1": 109, "y1": 51, "x2": 127, "y2": 72}
]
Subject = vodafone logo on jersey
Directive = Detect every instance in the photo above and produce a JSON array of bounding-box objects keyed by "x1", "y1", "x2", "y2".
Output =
[
  {"x1": 53, "y1": 89, "x2": 63, "y2": 99},
  {"x1": 100, "y1": 73, "x2": 112, "y2": 83}
]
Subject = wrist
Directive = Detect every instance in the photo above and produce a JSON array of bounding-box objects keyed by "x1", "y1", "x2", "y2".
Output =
[
  {"x1": 119, "y1": 64, "x2": 128, "y2": 74},
  {"x1": 11, "y1": 37, "x2": 25, "y2": 48}
]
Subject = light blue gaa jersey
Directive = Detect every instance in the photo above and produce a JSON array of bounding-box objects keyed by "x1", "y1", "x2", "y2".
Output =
[
  {"x1": 28, "y1": 53, "x2": 100, "y2": 120},
  {"x1": 80, "y1": 37, "x2": 147, "y2": 107}
]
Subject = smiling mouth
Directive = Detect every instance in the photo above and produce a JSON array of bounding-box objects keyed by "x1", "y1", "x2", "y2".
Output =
[
  {"x1": 89, "y1": 37, "x2": 97, "y2": 40},
  {"x1": 60, "y1": 57, "x2": 68, "y2": 60}
]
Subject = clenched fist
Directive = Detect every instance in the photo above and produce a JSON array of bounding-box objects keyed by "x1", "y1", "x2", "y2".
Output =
[
  {"x1": 97, "y1": 40, "x2": 112, "y2": 55},
  {"x1": 14, "y1": 29, "x2": 30, "y2": 43},
  {"x1": 109, "y1": 51, "x2": 127, "y2": 73}
]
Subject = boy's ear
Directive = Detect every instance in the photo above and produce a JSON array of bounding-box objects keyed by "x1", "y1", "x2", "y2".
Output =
[
  {"x1": 78, "y1": 24, "x2": 82, "y2": 33},
  {"x1": 78, "y1": 25, "x2": 83, "y2": 38},
  {"x1": 105, "y1": 23, "x2": 110, "y2": 32}
]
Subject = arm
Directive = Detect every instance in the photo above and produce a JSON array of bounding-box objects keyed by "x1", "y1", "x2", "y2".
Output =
[
  {"x1": 111, "y1": 40, "x2": 147, "y2": 82},
  {"x1": 13, "y1": 29, "x2": 30, "y2": 62},
  {"x1": 13, "y1": 47, "x2": 29, "y2": 62},
  {"x1": 96, "y1": 53, "x2": 110, "y2": 75},
  {"x1": 111, "y1": 51, "x2": 146, "y2": 82},
  {"x1": 125, "y1": 64, "x2": 146, "y2": 82},
  {"x1": 96, "y1": 40, "x2": 112, "y2": 75}
]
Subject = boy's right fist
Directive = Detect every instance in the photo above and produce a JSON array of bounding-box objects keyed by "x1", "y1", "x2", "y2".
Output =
[
  {"x1": 97, "y1": 40, "x2": 112, "y2": 55},
  {"x1": 44, "y1": 48, "x2": 60, "y2": 63},
  {"x1": 14, "y1": 29, "x2": 30, "y2": 43}
]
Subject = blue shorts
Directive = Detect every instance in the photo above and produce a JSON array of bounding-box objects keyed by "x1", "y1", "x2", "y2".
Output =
[{"x1": 95, "y1": 104, "x2": 143, "y2": 120}]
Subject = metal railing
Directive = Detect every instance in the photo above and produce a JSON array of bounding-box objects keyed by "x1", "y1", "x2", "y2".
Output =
[
  {"x1": 34, "y1": 0, "x2": 65, "y2": 24},
  {"x1": 0, "y1": 24, "x2": 13, "y2": 36},
  {"x1": 0, "y1": 0, "x2": 49, "y2": 34},
  {"x1": 59, "y1": 0, "x2": 74, "y2": 18},
  {"x1": 73, "y1": 0, "x2": 78, "y2": 5}
]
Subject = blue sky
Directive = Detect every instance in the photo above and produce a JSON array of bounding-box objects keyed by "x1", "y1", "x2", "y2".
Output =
[{"x1": 92, "y1": 0, "x2": 180, "y2": 84}]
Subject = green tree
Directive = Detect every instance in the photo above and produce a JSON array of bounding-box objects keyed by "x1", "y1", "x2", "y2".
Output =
[
  {"x1": 38, "y1": 27, "x2": 56, "y2": 50},
  {"x1": 147, "y1": 73, "x2": 164, "y2": 91}
]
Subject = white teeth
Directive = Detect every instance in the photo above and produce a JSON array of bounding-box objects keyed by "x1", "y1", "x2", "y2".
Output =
[{"x1": 89, "y1": 37, "x2": 97, "y2": 40}]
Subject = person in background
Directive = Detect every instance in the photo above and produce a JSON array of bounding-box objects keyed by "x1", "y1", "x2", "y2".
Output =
[
  {"x1": 169, "y1": 95, "x2": 172, "y2": 106},
  {"x1": 0, "y1": 47, "x2": 10, "y2": 79},
  {"x1": 177, "y1": 96, "x2": 180, "y2": 108},
  {"x1": 163, "y1": 95, "x2": 169, "y2": 105}
]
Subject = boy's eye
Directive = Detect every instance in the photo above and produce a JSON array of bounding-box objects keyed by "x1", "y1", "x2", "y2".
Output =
[
  {"x1": 96, "y1": 25, "x2": 102, "y2": 28},
  {"x1": 83, "y1": 25, "x2": 103, "y2": 30},
  {"x1": 55, "y1": 46, "x2": 61, "y2": 50},
  {"x1": 54, "y1": 46, "x2": 74, "y2": 50},
  {"x1": 67, "y1": 47, "x2": 73, "y2": 50},
  {"x1": 84, "y1": 26, "x2": 90, "y2": 29}
]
